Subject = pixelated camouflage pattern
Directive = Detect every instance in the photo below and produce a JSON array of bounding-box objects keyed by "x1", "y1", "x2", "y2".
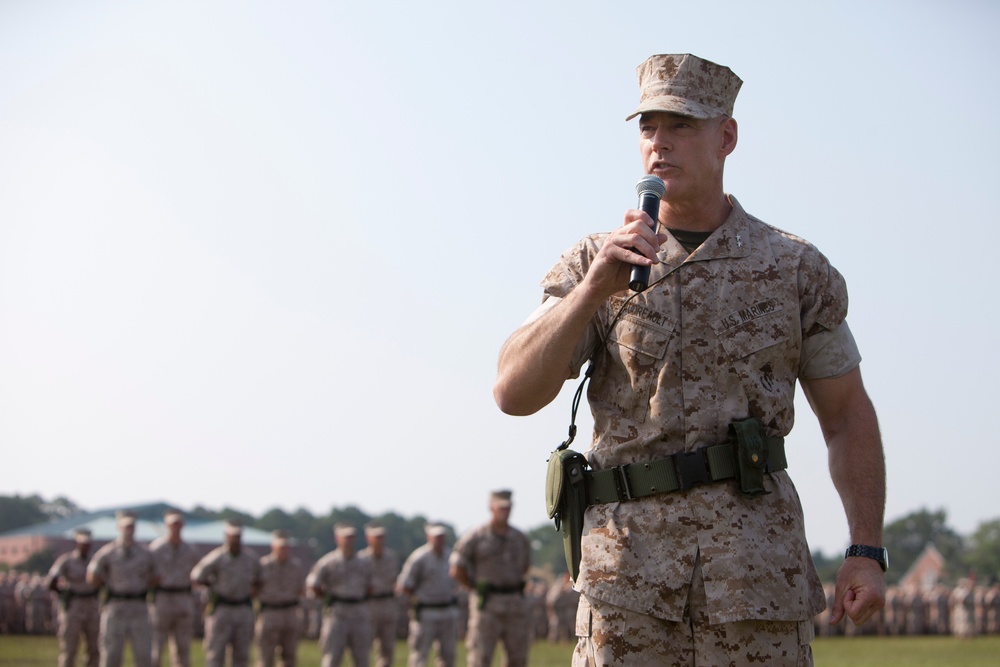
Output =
[
  {"x1": 88, "y1": 540, "x2": 155, "y2": 596},
  {"x1": 148, "y1": 537, "x2": 199, "y2": 667},
  {"x1": 451, "y1": 524, "x2": 532, "y2": 667},
  {"x1": 540, "y1": 196, "x2": 855, "y2": 625},
  {"x1": 47, "y1": 552, "x2": 100, "y2": 667},
  {"x1": 149, "y1": 536, "x2": 200, "y2": 590},
  {"x1": 203, "y1": 605, "x2": 254, "y2": 667},
  {"x1": 464, "y1": 592, "x2": 531, "y2": 667},
  {"x1": 398, "y1": 544, "x2": 457, "y2": 606},
  {"x1": 307, "y1": 549, "x2": 373, "y2": 667},
  {"x1": 99, "y1": 600, "x2": 152, "y2": 667},
  {"x1": 56, "y1": 596, "x2": 100, "y2": 667},
  {"x1": 255, "y1": 605, "x2": 303, "y2": 667},
  {"x1": 48, "y1": 551, "x2": 98, "y2": 597},
  {"x1": 256, "y1": 553, "x2": 306, "y2": 606},
  {"x1": 450, "y1": 524, "x2": 531, "y2": 589},
  {"x1": 307, "y1": 549, "x2": 372, "y2": 601},
  {"x1": 626, "y1": 54, "x2": 743, "y2": 121},
  {"x1": 398, "y1": 544, "x2": 460, "y2": 667},
  {"x1": 191, "y1": 546, "x2": 260, "y2": 601},
  {"x1": 573, "y1": 594, "x2": 813, "y2": 666}
]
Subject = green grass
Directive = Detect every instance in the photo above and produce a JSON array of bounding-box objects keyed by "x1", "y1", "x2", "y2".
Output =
[
  {"x1": 0, "y1": 635, "x2": 575, "y2": 666},
  {"x1": 1, "y1": 635, "x2": 999, "y2": 666}
]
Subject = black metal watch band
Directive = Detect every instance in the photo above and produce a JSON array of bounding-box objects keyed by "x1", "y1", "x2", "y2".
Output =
[{"x1": 844, "y1": 544, "x2": 888, "y2": 572}]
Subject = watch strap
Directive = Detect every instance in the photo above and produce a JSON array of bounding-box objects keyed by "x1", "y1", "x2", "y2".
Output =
[{"x1": 845, "y1": 544, "x2": 888, "y2": 572}]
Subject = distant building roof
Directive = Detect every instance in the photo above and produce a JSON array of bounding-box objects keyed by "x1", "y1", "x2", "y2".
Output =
[
  {"x1": 0, "y1": 502, "x2": 273, "y2": 546},
  {"x1": 899, "y1": 543, "x2": 947, "y2": 590}
]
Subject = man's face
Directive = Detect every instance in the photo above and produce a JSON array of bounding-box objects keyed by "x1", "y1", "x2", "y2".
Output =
[
  {"x1": 167, "y1": 521, "x2": 183, "y2": 541},
  {"x1": 336, "y1": 533, "x2": 356, "y2": 557},
  {"x1": 638, "y1": 112, "x2": 737, "y2": 203},
  {"x1": 226, "y1": 533, "x2": 242, "y2": 554},
  {"x1": 428, "y1": 533, "x2": 446, "y2": 555},
  {"x1": 490, "y1": 501, "x2": 511, "y2": 527},
  {"x1": 120, "y1": 523, "x2": 135, "y2": 545},
  {"x1": 367, "y1": 533, "x2": 384, "y2": 556},
  {"x1": 273, "y1": 543, "x2": 289, "y2": 563}
]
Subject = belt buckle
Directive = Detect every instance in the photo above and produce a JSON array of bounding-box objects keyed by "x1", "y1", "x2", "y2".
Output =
[
  {"x1": 613, "y1": 465, "x2": 634, "y2": 501},
  {"x1": 675, "y1": 451, "x2": 710, "y2": 490}
]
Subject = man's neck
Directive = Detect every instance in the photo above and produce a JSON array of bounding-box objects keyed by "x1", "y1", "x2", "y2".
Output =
[{"x1": 659, "y1": 193, "x2": 732, "y2": 233}]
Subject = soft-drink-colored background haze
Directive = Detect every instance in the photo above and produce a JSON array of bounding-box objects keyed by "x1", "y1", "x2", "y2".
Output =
[{"x1": 2, "y1": 1, "x2": 998, "y2": 556}]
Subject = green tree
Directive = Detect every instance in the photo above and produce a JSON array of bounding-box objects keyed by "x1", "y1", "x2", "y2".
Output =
[
  {"x1": 528, "y1": 522, "x2": 568, "y2": 578},
  {"x1": 964, "y1": 518, "x2": 1000, "y2": 582},
  {"x1": 18, "y1": 548, "x2": 56, "y2": 575},
  {"x1": 811, "y1": 550, "x2": 842, "y2": 584},
  {"x1": 39, "y1": 496, "x2": 83, "y2": 521},
  {"x1": 0, "y1": 495, "x2": 49, "y2": 533},
  {"x1": 882, "y1": 508, "x2": 965, "y2": 584}
]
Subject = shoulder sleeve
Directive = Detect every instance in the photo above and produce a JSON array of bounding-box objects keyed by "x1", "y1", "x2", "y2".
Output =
[
  {"x1": 797, "y1": 243, "x2": 849, "y2": 338},
  {"x1": 449, "y1": 530, "x2": 476, "y2": 575},
  {"x1": 87, "y1": 546, "x2": 108, "y2": 577},
  {"x1": 799, "y1": 320, "x2": 862, "y2": 379},
  {"x1": 536, "y1": 236, "x2": 607, "y2": 377}
]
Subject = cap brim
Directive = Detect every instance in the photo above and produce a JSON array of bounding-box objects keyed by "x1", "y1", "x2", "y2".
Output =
[{"x1": 626, "y1": 95, "x2": 723, "y2": 121}]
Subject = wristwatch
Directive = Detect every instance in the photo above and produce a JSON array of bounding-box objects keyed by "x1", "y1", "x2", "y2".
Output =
[{"x1": 845, "y1": 544, "x2": 889, "y2": 572}]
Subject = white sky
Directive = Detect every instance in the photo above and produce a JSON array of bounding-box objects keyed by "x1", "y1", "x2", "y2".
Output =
[{"x1": 2, "y1": 0, "x2": 998, "y2": 556}]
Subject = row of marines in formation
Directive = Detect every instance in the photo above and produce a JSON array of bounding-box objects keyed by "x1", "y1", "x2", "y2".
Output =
[
  {"x1": 10, "y1": 490, "x2": 580, "y2": 667},
  {"x1": 815, "y1": 578, "x2": 1000, "y2": 639}
]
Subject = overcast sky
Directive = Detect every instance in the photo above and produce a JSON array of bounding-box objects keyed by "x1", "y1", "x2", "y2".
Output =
[{"x1": 2, "y1": 0, "x2": 998, "y2": 556}]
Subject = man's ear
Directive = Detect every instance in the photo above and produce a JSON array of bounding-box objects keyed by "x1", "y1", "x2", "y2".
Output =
[{"x1": 719, "y1": 117, "x2": 738, "y2": 157}]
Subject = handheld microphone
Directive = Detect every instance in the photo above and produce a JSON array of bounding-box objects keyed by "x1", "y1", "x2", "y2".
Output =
[{"x1": 628, "y1": 175, "x2": 666, "y2": 292}]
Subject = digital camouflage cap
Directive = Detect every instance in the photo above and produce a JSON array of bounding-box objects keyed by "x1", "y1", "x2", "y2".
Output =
[{"x1": 626, "y1": 54, "x2": 742, "y2": 121}]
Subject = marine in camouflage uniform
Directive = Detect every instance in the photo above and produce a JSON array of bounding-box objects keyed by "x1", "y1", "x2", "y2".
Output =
[
  {"x1": 306, "y1": 524, "x2": 373, "y2": 667},
  {"x1": 358, "y1": 522, "x2": 401, "y2": 667},
  {"x1": 494, "y1": 53, "x2": 887, "y2": 666},
  {"x1": 546, "y1": 573, "x2": 580, "y2": 644},
  {"x1": 46, "y1": 529, "x2": 100, "y2": 667},
  {"x1": 191, "y1": 520, "x2": 260, "y2": 667},
  {"x1": 255, "y1": 530, "x2": 306, "y2": 667},
  {"x1": 87, "y1": 511, "x2": 156, "y2": 667},
  {"x1": 450, "y1": 490, "x2": 531, "y2": 667},
  {"x1": 396, "y1": 523, "x2": 460, "y2": 667},
  {"x1": 148, "y1": 511, "x2": 199, "y2": 667}
]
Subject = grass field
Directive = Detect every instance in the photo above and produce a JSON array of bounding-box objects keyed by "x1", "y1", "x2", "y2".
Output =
[{"x1": 1, "y1": 635, "x2": 999, "y2": 666}]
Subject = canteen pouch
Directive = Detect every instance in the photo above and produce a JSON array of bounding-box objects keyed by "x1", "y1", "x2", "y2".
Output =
[
  {"x1": 730, "y1": 417, "x2": 770, "y2": 497},
  {"x1": 545, "y1": 447, "x2": 590, "y2": 581}
]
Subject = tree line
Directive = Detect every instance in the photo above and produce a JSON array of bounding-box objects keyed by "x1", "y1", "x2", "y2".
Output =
[{"x1": 2, "y1": 495, "x2": 998, "y2": 585}]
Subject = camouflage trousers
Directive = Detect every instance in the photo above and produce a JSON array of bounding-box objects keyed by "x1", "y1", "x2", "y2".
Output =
[
  {"x1": 465, "y1": 592, "x2": 531, "y2": 667},
  {"x1": 149, "y1": 592, "x2": 195, "y2": 667},
  {"x1": 58, "y1": 596, "x2": 100, "y2": 667},
  {"x1": 255, "y1": 606, "x2": 302, "y2": 667},
  {"x1": 406, "y1": 607, "x2": 458, "y2": 667},
  {"x1": 204, "y1": 605, "x2": 254, "y2": 667},
  {"x1": 573, "y1": 557, "x2": 814, "y2": 667},
  {"x1": 100, "y1": 600, "x2": 151, "y2": 667},
  {"x1": 319, "y1": 603, "x2": 372, "y2": 667},
  {"x1": 368, "y1": 597, "x2": 399, "y2": 667}
]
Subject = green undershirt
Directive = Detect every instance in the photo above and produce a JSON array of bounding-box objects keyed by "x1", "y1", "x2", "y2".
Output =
[{"x1": 668, "y1": 228, "x2": 713, "y2": 255}]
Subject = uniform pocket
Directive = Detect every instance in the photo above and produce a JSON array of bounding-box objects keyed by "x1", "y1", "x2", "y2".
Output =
[
  {"x1": 715, "y1": 307, "x2": 788, "y2": 361},
  {"x1": 592, "y1": 316, "x2": 675, "y2": 421}
]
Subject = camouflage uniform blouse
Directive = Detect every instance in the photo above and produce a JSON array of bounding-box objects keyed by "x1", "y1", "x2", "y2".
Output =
[
  {"x1": 540, "y1": 196, "x2": 860, "y2": 625},
  {"x1": 191, "y1": 546, "x2": 260, "y2": 601}
]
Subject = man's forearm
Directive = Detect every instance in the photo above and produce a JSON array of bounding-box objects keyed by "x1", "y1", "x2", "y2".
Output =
[
  {"x1": 805, "y1": 369, "x2": 886, "y2": 544},
  {"x1": 494, "y1": 283, "x2": 608, "y2": 416},
  {"x1": 827, "y1": 394, "x2": 886, "y2": 545}
]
